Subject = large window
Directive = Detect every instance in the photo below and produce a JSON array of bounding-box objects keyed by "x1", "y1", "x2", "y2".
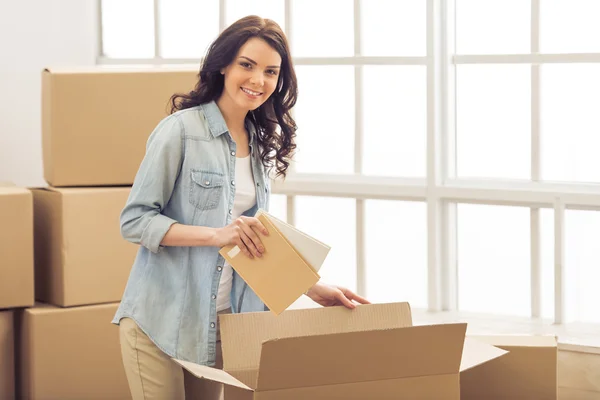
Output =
[{"x1": 100, "y1": 0, "x2": 600, "y2": 325}]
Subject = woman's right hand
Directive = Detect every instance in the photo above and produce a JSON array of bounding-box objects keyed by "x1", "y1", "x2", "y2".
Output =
[{"x1": 214, "y1": 216, "x2": 269, "y2": 259}]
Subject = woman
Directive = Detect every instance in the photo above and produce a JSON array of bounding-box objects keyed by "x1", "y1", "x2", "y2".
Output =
[{"x1": 113, "y1": 15, "x2": 369, "y2": 400}]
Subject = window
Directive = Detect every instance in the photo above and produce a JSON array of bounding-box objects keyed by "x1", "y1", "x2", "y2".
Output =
[
  {"x1": 363, "y1": 66, "x2": 426, "y2": 177},
  {"x1": 456, "y1": 0, "x2": 530, "y2": 54},
  {"x1": 365, "y1": 200, "x2": 427, "y2": 308},
  {"x1": 99, "y1": 1, "x2": 600, "y2": 327},
  {"x1": 540, "y1": 0, "x2": 600, "y2": 53},
  {"x1": 295, "y1": 196, "x2": 357, "y2": 292},
  {"x1": 101, "y1": 0, "x2": 154, "y2": 58},
  {"x1": 456, "y1": 65, "x2": 530, "y2": 180},
  {"x1": 158, "y1": 0, "x2": 219, "y2": 59},
  {"x1": 541, "y1": 64, "x2": 600, "y2": 183},
  {"x1": 457, "y1": 204, "x2": 531, "y2": 316},
  {"x1": 226, "y1": 0, "x2": 285, "y2": 29},
  {"x1": 293, "y1": 66, "x2": 355, "y2": 175}
]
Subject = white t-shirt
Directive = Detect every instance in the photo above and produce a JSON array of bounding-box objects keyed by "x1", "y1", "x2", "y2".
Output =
[{"x1": 216, "y1": 155, "x2": 256, "y2": 311}]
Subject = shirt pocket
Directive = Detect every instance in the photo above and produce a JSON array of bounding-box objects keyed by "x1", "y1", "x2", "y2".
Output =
[{"x1": 189, "y1": 169, "x2": 225, "y2": 210}]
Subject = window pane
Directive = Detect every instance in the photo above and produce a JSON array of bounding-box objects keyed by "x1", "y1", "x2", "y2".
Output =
[
  {"x1": 295, "y1": 197, "x2": 356, "y2": 291},
  {"x1": 360, "y1": 0, "x2": 426, "y2": 56},
  {"x1": 362, "y1": 66, "x2": 426, "y2": 177},
  {"x1": 159, "y1": 0, "x2": 219, "y2": 58},
  {"x1": 267, "y1": 193, "x2": 287, "y2": 222},
  {"x1": 565, "y1": 210, "x2": 600, "y2": 323},
  {"x1": 540, "y1": 209, "x2": 555, "y2": 320},
  {"x1": 365, "y1": 200, "x2": 427, "y2": 307},
  {"x1": 541, "y1": 0, "x2": 600, "y2": 53},
  {"x1": 101, "y1": 0, "x2": 154, "y2": 58},
  {"x1": 294, "y1": 66, "x2": 355, "y2": 174},
  {"x1": 291, "y1": 0, "x2": 354, "y2": 57},
  {"x1": 456, "y1": 0, "x2": 530, "y2": 54},
  {"x1": 457, "y1": 204, "x2": 530, "y2": 316},
  {"x1": 541, "y1": 65, "x2": 600, "y2": 183},
  {"x1": 226, "y1": 0, "x2": 285, "y2": 30},
  {"x1": 457, "y1": 65, "x2": 530, "y2": 180}
]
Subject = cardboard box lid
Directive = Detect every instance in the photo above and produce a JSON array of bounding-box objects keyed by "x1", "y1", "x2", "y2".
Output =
[
  {"x1": 34, "y1": 186, "x2": 131, "y2": 195},
  {"x1": 176, "y1": 302, "x2": 507, "y2": 392},
  {"x1": 44, "y1": 66, "x2": 197, "y2": 74},
  {"x1": 0, "y1": 186, "x2": 30, "y2": 196}
]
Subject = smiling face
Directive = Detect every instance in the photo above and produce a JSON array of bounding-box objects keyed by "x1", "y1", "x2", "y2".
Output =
[{"x1": 220, "y1": 37, "x2": 282, "y2": 112}]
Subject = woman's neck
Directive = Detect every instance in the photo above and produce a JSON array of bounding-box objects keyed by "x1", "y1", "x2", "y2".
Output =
[{"x1": 216, "y1": 94, "x2": 247, "y2": 134}]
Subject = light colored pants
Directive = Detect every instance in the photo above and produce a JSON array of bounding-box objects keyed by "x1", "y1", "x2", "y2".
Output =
[{"x1": 119, "y1": 309, "x2": 230, "y2": 400}]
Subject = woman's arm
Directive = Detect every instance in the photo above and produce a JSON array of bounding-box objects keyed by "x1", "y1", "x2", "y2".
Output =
[
  {"x1": 120, "y1": 115, "x2": 185, "y2": 253},
  {"x1": 160, "y1": 223, "x2": 218, "y2": 247}
]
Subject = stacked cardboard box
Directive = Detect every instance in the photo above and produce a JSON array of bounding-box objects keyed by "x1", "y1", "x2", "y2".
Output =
[
  {"x1": 0, "y1": 184, "x2": 34, "y2": 400},
  {"x1": 8, "y1": 66, "x2": 198, "y2": 400}
]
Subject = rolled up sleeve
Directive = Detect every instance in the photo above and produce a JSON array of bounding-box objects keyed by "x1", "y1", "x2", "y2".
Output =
[{"x1": 120, "y1": 114, "x2": 185, "y2": 253}]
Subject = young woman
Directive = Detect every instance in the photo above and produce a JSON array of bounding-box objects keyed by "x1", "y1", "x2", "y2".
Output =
[{"x1": 113, "y1": 15, "x2": 369, "y2": 400}]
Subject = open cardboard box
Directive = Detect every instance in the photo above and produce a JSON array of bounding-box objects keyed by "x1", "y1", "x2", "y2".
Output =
[
  {"x1": 461, "y1": 335, "x2": 558, "y2": 399},
  {"x1": 175, "y1": 303, "x2": 508, "y2": 399}
]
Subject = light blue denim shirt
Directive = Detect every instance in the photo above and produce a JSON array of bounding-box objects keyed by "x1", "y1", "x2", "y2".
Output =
[{"x1": 112, "y1": 101, "x2": 270, "y2": 366}]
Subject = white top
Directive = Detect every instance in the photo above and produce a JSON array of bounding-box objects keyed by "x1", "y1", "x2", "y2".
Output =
[{"x1": 216, "y1": 155, "x2": 256, "y2": 311}]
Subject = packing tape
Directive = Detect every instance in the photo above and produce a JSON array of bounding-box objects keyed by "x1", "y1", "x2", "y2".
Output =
[{"x1": 228, "y1": 246, "x2": 241, "y2": 258}]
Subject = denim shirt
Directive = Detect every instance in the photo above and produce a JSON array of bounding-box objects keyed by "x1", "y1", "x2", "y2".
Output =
[{"x1": 112, "y1": 101, "x2": 270, "y2": 366}]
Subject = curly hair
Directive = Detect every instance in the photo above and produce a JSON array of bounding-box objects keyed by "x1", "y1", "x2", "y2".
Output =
[{"x1": 169, "y1": 16, "x2": 297, "y2": 178}]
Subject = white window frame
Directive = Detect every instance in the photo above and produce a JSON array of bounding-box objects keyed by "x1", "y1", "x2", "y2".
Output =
[{"x1": 97, "y1": 0, "x2": 600, "y2": 326}]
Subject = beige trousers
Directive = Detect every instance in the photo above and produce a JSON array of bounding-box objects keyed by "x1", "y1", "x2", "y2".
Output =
[{"x1": 119, "y1": 309, "x2": 230, "y2": 400}]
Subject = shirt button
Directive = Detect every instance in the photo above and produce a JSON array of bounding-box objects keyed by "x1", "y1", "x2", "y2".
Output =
[
  {"x1": 231, "y1": 180, "x2": 235, "y2": 186},
  {"x1": 210, "y1": 322, "x2": 215, "y2": 328},
  {"x1": 231, "y1": 151, "x2": 236, "y2": 156},
  {"x1": 228, "y1": 209, "x2": 232, "y2": 215},
  {"x1": 257, "y1": 182, "x2": 260, "y2": 187},
  {"x1": 212, "y1": 294, "x2": 217, "y2": 300},
  {"x1": 204, "y1": 181, "x2": 210, "y2": 186},
  {"x1": 217, "y1": 266, "x2": 222, "y2": 271}
]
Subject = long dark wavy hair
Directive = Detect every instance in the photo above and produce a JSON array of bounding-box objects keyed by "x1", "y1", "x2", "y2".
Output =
[{"x1": 170, "y1": 16, "x2": 297, "y2": 178}]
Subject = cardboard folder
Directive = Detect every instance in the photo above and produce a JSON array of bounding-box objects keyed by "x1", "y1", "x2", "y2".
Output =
[{"x1": 219, "y1": 210, "x2": 330, "y2": 314}]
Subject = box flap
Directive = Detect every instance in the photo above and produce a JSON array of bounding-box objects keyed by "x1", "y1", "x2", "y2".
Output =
[
  {"x1": 220, "y1": 302, "x2": 413, "y2": 373},
  {"x1": 467, "y1": 334, "x2": 557, "y2": 348},
  {"x1": 173, "y1": 359, "x2": 252, "y2": 391},
  {"x1": 459, "y1": 337, "x2": 509, "y2": 372},
  {"x1": 255, "y1": 323, "x2": 467, "y2": 391}
]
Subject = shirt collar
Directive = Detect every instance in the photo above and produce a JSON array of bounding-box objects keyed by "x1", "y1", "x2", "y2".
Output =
[{"x1": 201, "y1": 100, "x2": 257, "y2": 146}]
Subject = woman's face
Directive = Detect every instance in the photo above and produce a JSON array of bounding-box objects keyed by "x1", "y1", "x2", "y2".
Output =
[{"x1": 221, "y1": 37, "x2": 282, "y2": 111}]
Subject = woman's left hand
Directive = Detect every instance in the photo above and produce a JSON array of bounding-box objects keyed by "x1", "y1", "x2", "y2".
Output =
[{"x1": 305, "y1": 282, "x2": 370, "y2": 309}]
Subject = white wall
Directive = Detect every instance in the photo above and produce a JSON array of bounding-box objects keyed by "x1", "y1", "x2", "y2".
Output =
[{"x1": 0, "y1": 0, "x2": 98, "y2": 187}]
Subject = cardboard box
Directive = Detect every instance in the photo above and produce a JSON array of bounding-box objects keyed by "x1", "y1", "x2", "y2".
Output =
[
  {"x1": 32, "y1": 187, "x2": 137, "y2": 307},
  {"x1": 0, "y1": 311, "x2": 15, "y2": 400},
  {"x1": 16, "y1": 302, "x2": 130, "y2": 400},
  {"x1": 176, "y1": 303, "x2": 508, "y2": 399},
  {"x1": 42, "y1": 67, "x2": 197, "y2": 187},
  {"x1": 461, "y1": 335, "x2": 558, "y2": 399},
  {"x1": 0, "y1": 187, "x2": 34, "y2": 309}
]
